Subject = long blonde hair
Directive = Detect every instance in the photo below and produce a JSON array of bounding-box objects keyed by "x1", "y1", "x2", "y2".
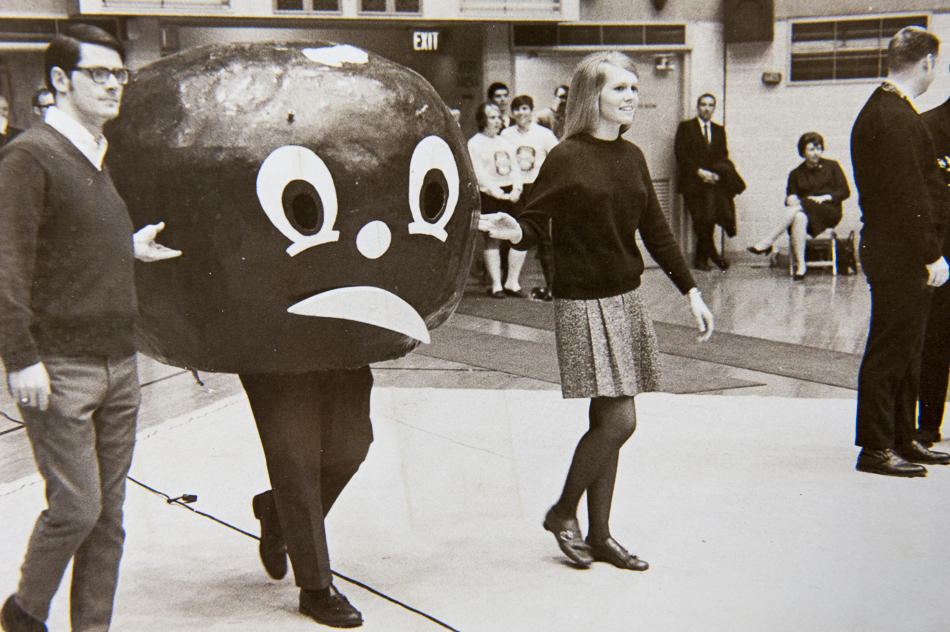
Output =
[{"x1": 562, "y1": 51, "x2": 640, "y2": 140}]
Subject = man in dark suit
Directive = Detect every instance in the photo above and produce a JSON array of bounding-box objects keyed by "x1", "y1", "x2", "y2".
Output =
[
  {"x1": 0, "y1": 96, "x2": 22, "y2": 147},
  {"x1": 851, "y1": 26, "x2": 950, "y2": 477},
  {"x1": 675, "y1": 93, "x2": 730, "y2": 271},
  {"x1": 917, "y1": 63, "x2": 950, "y2": 449}
]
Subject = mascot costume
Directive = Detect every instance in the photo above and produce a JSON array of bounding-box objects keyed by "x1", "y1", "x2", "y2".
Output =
[{"x1": 106, "y1": 42, "x2": 479, "y2": 628}]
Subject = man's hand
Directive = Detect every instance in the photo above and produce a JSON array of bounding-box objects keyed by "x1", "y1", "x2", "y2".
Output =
[
  {"x1": 698, "y1": 168, "x2": 720, "y2": 185},
  {"x1": 807, "y1": 194, "x2": 833, "y2": 203},
  {"x1": 478, "y1": 212, "x2": 523, "y2": 244},
  {"x1": 926, "y1": 256, "x2": 949, "y2": 287},
  {"x1": 134, "y1": 222, "x2": 182, "y2": 262},
  {"x1": 8, "y1": 362, "x2": 50, "y2": 411}
]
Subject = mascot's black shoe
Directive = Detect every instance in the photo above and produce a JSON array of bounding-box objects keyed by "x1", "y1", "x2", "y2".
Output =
[
  {"x1": 299, "y1": 585, "x2": 363, "y2": 628},
  {"x1": 1, "y1": 595, "x2": 47, "y2": 632},
  {"x1": 252, "y1": 492, "x2": 287, "y2": 580}
]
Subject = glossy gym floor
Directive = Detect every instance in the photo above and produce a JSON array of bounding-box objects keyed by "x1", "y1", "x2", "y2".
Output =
[{"x1": 2, "y1": 255, "x2": 948, "y2": 631}]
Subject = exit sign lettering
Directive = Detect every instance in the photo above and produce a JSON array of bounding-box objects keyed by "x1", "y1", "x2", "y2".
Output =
[{"x1": 413, "y1": 31, "x2": 439, "y2": 51}]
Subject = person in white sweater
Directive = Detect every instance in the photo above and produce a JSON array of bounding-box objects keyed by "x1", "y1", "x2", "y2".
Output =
[
  {"x1": 502, "y1": 95, "x2": 560, "y2": 299},
  {"x1": 468, "y1": 102, "x2": 524, "y2": 297}
]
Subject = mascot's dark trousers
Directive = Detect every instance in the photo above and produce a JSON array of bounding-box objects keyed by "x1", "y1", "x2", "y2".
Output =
[{"x1": 239, "y1": 366, "x2": 374, "y2": 589}]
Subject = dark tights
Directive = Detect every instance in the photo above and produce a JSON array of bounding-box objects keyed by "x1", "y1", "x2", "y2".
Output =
[{"x1": 552, "y1": 395, "x2": 637, "y2": 543}]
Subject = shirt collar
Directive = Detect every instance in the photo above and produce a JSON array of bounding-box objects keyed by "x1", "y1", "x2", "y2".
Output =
[
  {"x1": 44, "y1": 106, "x2": 108, "y2": 170},
  {"x1": 881, "y1": 79, "x2": 918, "y2": 113}
]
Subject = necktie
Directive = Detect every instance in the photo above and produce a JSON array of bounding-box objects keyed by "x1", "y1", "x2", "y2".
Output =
[{"x1": 703, "y1": 122, "x2": 710, "y2": 144}]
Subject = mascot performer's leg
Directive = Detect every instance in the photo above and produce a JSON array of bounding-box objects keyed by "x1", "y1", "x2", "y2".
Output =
[{"x1": 240, "y1": 366, "x2": 374, "y2": 629}]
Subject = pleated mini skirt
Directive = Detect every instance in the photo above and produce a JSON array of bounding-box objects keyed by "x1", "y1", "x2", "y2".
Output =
[{"x1": 553, "y1": 288, "x2": 661, "y2": 399}]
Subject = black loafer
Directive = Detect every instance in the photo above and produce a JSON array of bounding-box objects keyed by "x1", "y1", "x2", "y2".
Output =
[
  {"x1": 747, "y1": 245, "x2": 773, "y2": 256},
  {"x1": 1, "y1": 596, "x2": 47, "y2": 632},
  {"x1": 299, "y1": 585, "x2": 363, "y2": 628},
  {"x1": 543, "y1": 507, "x2": 593, "y2": 567},
  {"x1": 712, "y1": 256, "x2": 731, "y2": 271},
  {"x1": 487, "y1": 289, "x2": 506, "y2": 299},
  {"x1": 503, "y1": 288, "x2": 528, "y2": 298},
  {"x1": 586, "y1": 536, "x2": 649, "y2": 571},
  {"x1": 896, "y1": 440, "x2": 950, "y2": 465},
  {"x1": 856, "y1": 448, "x2": 927, "y2": 477},
  {"x1": 252, "y1": 492, "x2": 287, "y2": 580}
]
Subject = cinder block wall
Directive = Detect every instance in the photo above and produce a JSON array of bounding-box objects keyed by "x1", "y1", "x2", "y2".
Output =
[{"x1": 724, "y1": 13, "x2": 950, "y2": 256}]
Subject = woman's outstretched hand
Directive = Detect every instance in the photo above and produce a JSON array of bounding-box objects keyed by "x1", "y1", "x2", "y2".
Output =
[
  {"x1": 478, "y1": 212, "x2": 523, "y2": 244},
  {"x1": 688, "y1": 288, "x2": 715, "y2": 342}
]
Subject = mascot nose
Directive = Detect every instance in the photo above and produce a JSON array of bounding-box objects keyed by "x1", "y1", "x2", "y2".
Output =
[{"x1": 356, "y1": 220, "x2": 391, "y2": 259}]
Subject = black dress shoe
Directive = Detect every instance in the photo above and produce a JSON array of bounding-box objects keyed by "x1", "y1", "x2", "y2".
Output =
[
  {"x1": 917, "y1": 430, "x2": 942, "y2": 449},
  {"x1": 1, "y1": 596, "x2": 47, "y2": 632},
  {"x1": 856, "y1": 448, "x2": 927, "y2": 477},
  {"x1": 299, "y1": 585, "x2": 363, "y2": 628},
  {"x1": 896, "y1": 440, "x2": 950, "y2": 465},
  {"x1": 747, "y1": 245, "x2": 773, "y2": 256},
  {"x1": 712, "y1": 256, "x2": 731, "y2": 271},
  {"x1": 586, "y1": 537, "x2": 649, "y2": 571},
  {"x1": 693, "y1": 258, "x2": 712, "y2": 271},
  {"x1": 252, "y1": 491, "x2": 287, "y2": 580},
  {"x1": 543, "y1": 507, "x2": 593, "y2": 567}
]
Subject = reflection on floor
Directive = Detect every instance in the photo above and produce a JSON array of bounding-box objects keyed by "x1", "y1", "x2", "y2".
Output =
[{"x1": 3, "y1": 261, "x2": 949, "y2": 631}]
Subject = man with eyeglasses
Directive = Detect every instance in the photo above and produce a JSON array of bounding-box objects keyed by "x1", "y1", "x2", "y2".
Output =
[
  {"x1": 0, "y1": 23, "x2": 179, "y2": 632},
  {"x1": 0, "y1": 96, "x2": 22, "y2": 147}
]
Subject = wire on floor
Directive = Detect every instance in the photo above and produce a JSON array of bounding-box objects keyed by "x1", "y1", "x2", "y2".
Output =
[{"x1": 126, "y1": 476, "x2": 462, "y2": 632}]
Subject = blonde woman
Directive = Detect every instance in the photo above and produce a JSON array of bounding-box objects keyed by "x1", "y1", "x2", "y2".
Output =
[{"x1": 480, "y1": 51, "x2": 714, "y2": 571}]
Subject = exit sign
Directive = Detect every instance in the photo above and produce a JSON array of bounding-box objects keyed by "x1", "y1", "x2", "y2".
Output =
[{"x1": 413, "y1": 31, "x2": 439, "y2": 51}]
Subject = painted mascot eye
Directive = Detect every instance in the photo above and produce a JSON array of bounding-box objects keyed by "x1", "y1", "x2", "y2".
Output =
[
  {"x1": 256, "y1": 145, "x2": 340, "y2": 256},
  {"x1": 407, "y1": 135, "x2": 459, "y2": 242}
]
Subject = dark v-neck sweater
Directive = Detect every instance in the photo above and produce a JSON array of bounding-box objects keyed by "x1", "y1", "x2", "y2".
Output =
[
  {"x1": 0, "y1": 123, "x2": 137, "y2": 372},
  {"x1": 515, "y1": 133, "x2": 696, "y2": 300}
]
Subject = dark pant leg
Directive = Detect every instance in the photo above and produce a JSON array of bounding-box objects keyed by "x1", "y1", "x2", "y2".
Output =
[
  {"x1": 856, "y1": 277, "x2": 932, "y2": 449},
  {"x1": 17, "y1": 356, "x2": 139, "y2": 629},
  {"x1": 917, "y1": 280, "x2": 950, "y2": 435},
  {"x1": 685, "y1": 192, "x2": 717, "y2": 261},
  {"x1": 240, "y1": 368, "x2": 373, "y2": 590},
  {"x1": 319, "y1": 367, "x2": 374, "y2": 516}
]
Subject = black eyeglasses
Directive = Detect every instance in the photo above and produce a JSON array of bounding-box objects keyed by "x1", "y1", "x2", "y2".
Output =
[{"x1": 73, "y1": 66, "x2": 130, "y2": 85}]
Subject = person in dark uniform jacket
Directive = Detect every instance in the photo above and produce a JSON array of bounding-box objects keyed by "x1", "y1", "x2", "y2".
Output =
[
  {"x1": 917, "y1": 68, "x2": 950, "y2": 449},
  {"x1": 675, "y1": 93, "x2": 731, "y2": 271},
  {"x1": 851, "y1": 26, "x2": 950, "y2": 478},
  {"x1": 0, "y1": 96, "x2": 22, "y2": 147}
]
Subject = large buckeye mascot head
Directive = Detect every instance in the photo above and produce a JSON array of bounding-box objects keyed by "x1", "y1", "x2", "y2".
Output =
[{"x1": 107, "y1": 42, "x2": 479, "y2": 373}]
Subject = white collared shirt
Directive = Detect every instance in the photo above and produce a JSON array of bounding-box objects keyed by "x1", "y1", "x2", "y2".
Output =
[
  {"x1": 44, "y1": 106, "x2": 108, "y2": 171},
  {"x1": 698, "y1": 118, "x2": 711, "y2": 142}
]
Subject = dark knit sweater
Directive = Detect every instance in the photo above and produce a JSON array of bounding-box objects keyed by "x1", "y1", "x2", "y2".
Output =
[
  {"x1": 514, "y1": 133, "x2": 696, "y2": 300},
  {"x1": 0, "y1": 123, "x2": 137, "y2": 372}
]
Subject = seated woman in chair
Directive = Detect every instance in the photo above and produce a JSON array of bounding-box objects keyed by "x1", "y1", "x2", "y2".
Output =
[{"x1": 748, "y1": 132, "x2": 851, "y2": 279}]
